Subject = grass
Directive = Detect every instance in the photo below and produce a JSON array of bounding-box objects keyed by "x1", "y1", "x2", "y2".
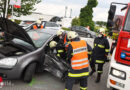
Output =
[{"x1": 62, "y1": 27, "x2": 71, "y2": 31}]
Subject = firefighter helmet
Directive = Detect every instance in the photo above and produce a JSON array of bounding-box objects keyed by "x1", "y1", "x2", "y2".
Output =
[
  {"x1": 67, "y1": 31, "x2": 78, "y2": 40},
  {"x1": 99, "y1": 28, "x2": 105, "y2": 33},
  {"x1": 49, "y1": 41, "x2": 57, "y2": 48},
  {"x1": 36, "y1": 20, "x2": 41, "y2": 24},
  {"x1": 39, "y1": 17, "x2": 43, "y2": 21},
  {"x1": 57, "y1": 29, "x2": 64, "y2": 36}
]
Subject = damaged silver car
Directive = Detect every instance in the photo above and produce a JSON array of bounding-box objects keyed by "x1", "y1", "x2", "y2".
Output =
[{"x1": 0, "y1": 17, "x2": 69, "y2": 83}]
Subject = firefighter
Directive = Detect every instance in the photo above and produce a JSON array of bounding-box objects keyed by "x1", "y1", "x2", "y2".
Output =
[
  {"x1": 49, "y1": 41, "x2": 65, "y2": 59},
  {"x1": 53, "y1": 29, "x2": 70, "y2": 60},
  {"x1": 55, "y1": 29, "x2": 64, "y2": 44},
  {"x1": 90, "y1": 29, "x2": 110, "y2": 83},
  {"x1": 31, "y1": 20, "x2": 43, "y2": 29},
  {"x1": 65, "y1": 31, "x2": 90, "y2": 90},
  {"x1": 39, "y1": 16, "x2": 43, "y2": 21},
  {"x1": 56, "y1": 29, "x2": 70, "y2": 49}
]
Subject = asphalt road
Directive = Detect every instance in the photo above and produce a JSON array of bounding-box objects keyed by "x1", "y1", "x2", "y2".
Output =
[
  {"x1": 2, "y1": 63, "x2": 111, "y2": 90},
  {"x1": 1, "y1": 38, "x2": 113, "y2": 90}
]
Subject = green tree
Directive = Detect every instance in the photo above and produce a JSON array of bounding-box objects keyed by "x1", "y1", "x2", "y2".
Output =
[
  {"x1": 79, "y1": 0, "x2": 98, "y2": 31},
  {"x1": 71, "y1": 17, "x2": 80, "y2": 26},
  {"x1": 96, "y1": 21, "x2": 107, "y2": 27},
  {"x1": 0, "y1": 0, "x2": 41, "y2": 17}
]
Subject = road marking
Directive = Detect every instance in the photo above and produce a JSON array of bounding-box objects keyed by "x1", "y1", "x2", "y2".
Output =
[{"x1": 29, "y1": 78, "x2": 36, "y2": 87}]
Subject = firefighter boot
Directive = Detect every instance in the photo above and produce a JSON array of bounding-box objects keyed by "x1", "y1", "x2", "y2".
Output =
[
  {"x1": 95, "y1": 73, "x2": 101, "y2": 83},
  {"x1": 90, "y1": 68, "x2": 96, "y2": 76}
]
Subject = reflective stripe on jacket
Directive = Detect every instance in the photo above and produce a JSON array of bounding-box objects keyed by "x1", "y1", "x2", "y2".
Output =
[
  {"x1": 64, "y1": 34, "x2": 69, "y2": 47},
  {"x1": 64, "y1": 34, "x2": 67, "y2": 44},
  {"x1": 33, "y1": 25, "x2": 43, "y2": 29},
  {"x1": 68, "y1": 72, "x2": 89, "y2": 77},
  {"x1": 57, "y1": 49, "x2": 64, "y2": 57},
  {"x1": 64, "y1": 34, "x2": 70, "y2": 50},
  {"x1": 70, "y1": 40, "x2": 89, "y2": 70},
  {"x1": 92, "y1": 37, "x2": 110, "y2": 61}
]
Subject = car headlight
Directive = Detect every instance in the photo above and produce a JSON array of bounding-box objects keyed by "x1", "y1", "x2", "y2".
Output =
[
  {"x1": 110, "y1": 68, "x2": 126, "y2": 80},
  {"x1": 0, "y1": 58, "x2": 17, "y2": 68}
]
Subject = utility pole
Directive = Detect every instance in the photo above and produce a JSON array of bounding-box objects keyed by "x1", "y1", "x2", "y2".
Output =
[
  {"x1": 5, "y1": 0, "x2": 9, "y2": 18},
  {"x1": 64, "y1": 6, "x2": 68, "y2": 18},
  {"x1": 11, "y1": 5, "x2": 14, "y2": 19},
  {"x1": 3, "y1": 0, "x2": 7, "y2": 18},
  {"x1": 70, "y1": 9, "x2": 72, "y2": 18}
]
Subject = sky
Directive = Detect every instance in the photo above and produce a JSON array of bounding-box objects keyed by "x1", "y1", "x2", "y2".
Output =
[{"x1": 35, "y1": 0, "x2": 130, "y2": 21}]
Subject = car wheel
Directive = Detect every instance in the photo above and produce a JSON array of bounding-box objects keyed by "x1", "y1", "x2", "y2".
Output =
[
  {"x1": 23, "y1": 63, "x2": 36, "y2": 83},
  {"x1": 111, "y1": 88, "x2": 119, "y2": 90},
  {"x1": 86, "y1": 34, "x2": 91, "y2": 38}
]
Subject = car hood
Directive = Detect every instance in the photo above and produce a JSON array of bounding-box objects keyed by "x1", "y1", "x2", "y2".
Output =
[{"x1": 0, "y1": 18, "x2": 35, "y2": 47}]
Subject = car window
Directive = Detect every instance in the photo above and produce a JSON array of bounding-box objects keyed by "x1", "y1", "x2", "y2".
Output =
[
  {"x1": 71, "y1": 26, "x2": 76, "y2": 31},
  {"x1": 24, "y1": 21, "x2": 35, "y2": 24},
  {"x1": 124, "y1": 8, "x2": 130, "y2": 31},
  {"x1": 45, "y1": 22, "x2": 59, "y2": 27},
  {"x1": 28, "y1": 31, "x2": 52, "y2": 48},
  {"x1": 42, "y1": 21, "x2": 46, "y2": 27},
  {"x1": 79, "y1": 26, "x2": 83, "y2": 29},
  {"x1": 52, "y1": 23, "x2": 59, "y2": 27},
  {"x1": 20, "y1": 21, "x2": 35, "y2": 27},
  {"x1": 75, "y1": 26, "x2": 80, "y2": 31},
  {"x1": 80, "y1": 27, "x2": 87, "y2": 31}
]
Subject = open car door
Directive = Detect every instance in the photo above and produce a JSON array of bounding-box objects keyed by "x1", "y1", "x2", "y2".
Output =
[{"x1": 44, "y1": 51, "x2": 69, "y2": 80}]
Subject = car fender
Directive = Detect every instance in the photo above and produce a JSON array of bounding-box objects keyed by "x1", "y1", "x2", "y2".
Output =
[{"x1": 16, "y1": 49, "x2": 44, "y2": 76}]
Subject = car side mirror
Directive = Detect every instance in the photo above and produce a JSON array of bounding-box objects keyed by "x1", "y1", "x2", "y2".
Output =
[{"x1": 107, "y1": 5, "x2": 116, "y2": 28}]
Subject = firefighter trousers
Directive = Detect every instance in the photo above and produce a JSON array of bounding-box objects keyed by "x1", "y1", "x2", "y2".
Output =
[
  {"x1": 65, "y1": 76, "x2": 88, "y2": 90},
  {"x1": 90, "y1": 61, "x2": 104, "y2": 74}
]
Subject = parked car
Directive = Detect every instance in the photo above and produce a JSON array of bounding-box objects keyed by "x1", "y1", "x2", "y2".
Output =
[
  {"x1": 71, "y1": 26, "x2": 96, "y2": 38},
  {"x1": 20, "y1": 21, "x2": 61, "y2": 31},
  {"x1": 0, "y1": 18, "x2": 69, "y2": 83}
]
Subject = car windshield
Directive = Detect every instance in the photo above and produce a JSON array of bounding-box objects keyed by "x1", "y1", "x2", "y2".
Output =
[
  {"x1": 124, "y1": 7, "x2": 130, "y2": 31},
  {"x1": 27, "y1": 31, "x2": 52, "y2": 48},
  {"x1": 45, "y1": 22, "x2": 59, "y2": 27},
  {"x1": 12, "y1": 31, "x2": 52, "y2": 48},
  {"x1": 81, "y1": 27, "x2": 87, "y2": 31}
]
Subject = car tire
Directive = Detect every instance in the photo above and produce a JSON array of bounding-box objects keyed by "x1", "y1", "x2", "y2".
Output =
[
  {"x1": 111, "y1": 88, "x2": 119, "y2": 90},
  {"x1": 23, "y1": 63, "x2": 36, "y2": 83},
  {"x1": 86, "y1": 33, "x2": 91, "y2": 38}
]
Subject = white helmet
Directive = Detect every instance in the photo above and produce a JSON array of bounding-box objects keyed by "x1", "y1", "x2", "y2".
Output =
[
  {"x1": 36, "y1": 20, "x2": 41, "y2": 24},
  {"x1": 57, "y1": 29, "x2": 64, "y2": 36},
  {"x1": 99, "y1": 28, "x2": 105, "y2": 33},
  {"x1": 49, "y1": 41, "x2": 57, "y2": 48},
  {"x1": 39, "y1": 17, "x2": 43, "y2": 20},
  {"x1": 67, "y1": 31, "x2": 78, "y2": 40}
]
